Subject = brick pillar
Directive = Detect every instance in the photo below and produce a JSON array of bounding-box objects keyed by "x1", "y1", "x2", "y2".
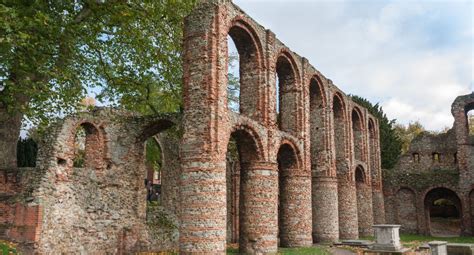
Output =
[
  {"x1": 180, "y1": 2, "x2": 228, "y2": 253},
  {"x1": 338, "y1": 177, "x2": 359, "y2": 240},
  {"x1": 279, "y1": 168, "x2": 312, "y2": 247},
  {"x1": 240, "y1": 162, "x2": 278, "y2": 254},
  {"x1": 312, "y1": 176, "x2": 339, "y2": 242},
  {"x1": 357, "y1": 181, "x2": 374, "y2": 236}
]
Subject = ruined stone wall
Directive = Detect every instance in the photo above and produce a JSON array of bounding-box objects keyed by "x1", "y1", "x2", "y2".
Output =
[
  {"x1": 384, "y1": 92, "x2": 474, "y2": 236},
  {"x1": 0, "y1": 109, "x2": 183, "y2": 253},
  {"x1": 1, "y1": 1, "x2": 386, "y2": 253}
]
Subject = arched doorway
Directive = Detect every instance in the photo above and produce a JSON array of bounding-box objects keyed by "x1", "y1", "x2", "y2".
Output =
[
  {"x1": 226, "y1": 128, "x2": 277, "y2": 253},
  {"x1": 277, "y1": 142, "x2": 312, "y2": 247},
  {"x1": 424, "y1": 188, "x2": 462, "y2": 237}
]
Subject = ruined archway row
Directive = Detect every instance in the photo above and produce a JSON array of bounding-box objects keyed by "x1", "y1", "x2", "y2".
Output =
[{"x1": 181, "y1": 1, "x2": 383, "y2": 253}]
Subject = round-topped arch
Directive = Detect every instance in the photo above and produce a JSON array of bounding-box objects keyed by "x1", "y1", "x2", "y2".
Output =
[
  {"x1": 275, "y1": 50, "x2": 301, "y2": 135},
  {"x1": 277, "y1": 139, "x2": 312, "y2": 247},
  {"x1": 226, "y1": 17, "x2": 265, "y2": 121},
  {"x1": 351, "y1": 106, "x2": 366, "y2": 163}
]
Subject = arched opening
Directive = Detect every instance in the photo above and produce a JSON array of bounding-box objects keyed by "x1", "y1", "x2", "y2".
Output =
[
  {"x1": 396, "y1": 188, "x2": 418, "y2": 233},
  {"x1": 278, "y1": 143, "x2": 298, "y2": 247},
  {"x1": 145, "y1": 137, "x2": 163, "y2": 204},
  {"x1": 467, "y1": 108, "x2": 474, "y2": 138},
  {"x1": 73, "y1": 123, "x2": 104, "y2": 169},
  {"x1": 309, "y1": 77, "x2": 326, "y2": 175},
  {"x1": 333, "y1": 94, "x2": 347, "y2": 175},
  {"x1": 424, "y1": 188, "x2": 462, "y2": 237},
  {"x1": 138, "y1": 120, "x2": 178, "y2": 226},
  {"x1": 276, "y1": 54, "x2": 298, "y2": 134},
  {"x1": 226, "y1": 128, "x2": 271, "y2": 253},
  {"x1": 355, "y1": 165, "x2": 373, "y2": 236},
  {"x1": 352, "y1": 108, "x2": 364, "y2": 162},
  {"x1": 413, "y1": 153, "x2": 420, "y2": 163},
  {"x1": 432, "y1": 152, "x2": 441, "y2": 163},
  {"x1": 368, "y1": 119, "x2": 377, "y2": 174},
  {"x1": 227, "y1": 23, "x2": 260, "y2": 118}
]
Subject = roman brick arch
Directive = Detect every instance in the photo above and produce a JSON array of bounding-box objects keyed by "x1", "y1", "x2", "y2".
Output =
[
  {"x1": 395, "y1": 187, "x2": 418, "y2": 233},
  {"x1": 226, "y1": 124, "x2": 279, "y2": 254},
  {"x1": 352, "y1": 107, "x2": 365, "y2": 163},
  {"x1": 277, "y1": 138, "x2": 312, "y2": 247},
  {"x1": 309, "y1": 76, "x2": 328, "y2": 176},
  {"x1": 333, "y1": 93, "x2": 349, "y2": 176},
  {"x1": 355, "y1": 165, "x2": 374, "y2": 236},
  {"x1": 423, "y1": 187, "x2": 463, "y2": 236},
  {"x1": 333, "y1": 92, "x2": 359, "y2": 239},
  {"x1": 276, "y1": 51, "x2": 301, "y2": 136},
  {"x1": 368, "y1": 118, "x2": 377, "y2": 181},
  {"x1": 53, "y1": 121, "x2": 109, "y2": 181},
  {"x1": 227, "y1": 18, "x2": 264, "y2": 121},
  {"x1": 73, "y1": 122, "x2": 107, "y2": 170}
]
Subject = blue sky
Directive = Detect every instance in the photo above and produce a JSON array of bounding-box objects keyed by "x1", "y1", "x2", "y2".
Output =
[{"x1": 233, "y1": 0, "x2": 473, "y2": 131}]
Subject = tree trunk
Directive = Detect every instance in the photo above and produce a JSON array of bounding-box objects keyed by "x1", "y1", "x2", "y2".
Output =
[{"x1": 0, "y1": 104, "x2": 23, "y2": 169}]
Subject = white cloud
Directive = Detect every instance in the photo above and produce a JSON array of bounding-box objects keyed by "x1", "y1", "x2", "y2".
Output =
[{"x1": 234, "y1": 0, "x2": 473, "y2": 131}]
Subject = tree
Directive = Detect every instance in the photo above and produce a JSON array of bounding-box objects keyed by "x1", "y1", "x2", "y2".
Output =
[
  {"x1": 394, "y1": 121, "x2": 426, "y2": 154},
  {"x1": 227, "y1": 51, "x2": 240, "y2": 112},
  {"x1": 0, "y1": 1, "x2": 196, "y2": 168},
  {"x1": 350, "y1": 95, "x2": 402, "y2": 169}
]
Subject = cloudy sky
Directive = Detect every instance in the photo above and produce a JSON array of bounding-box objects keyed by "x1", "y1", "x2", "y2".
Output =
[{"x1": 234, "y1": 0, "x2": 473, "y2": 131}]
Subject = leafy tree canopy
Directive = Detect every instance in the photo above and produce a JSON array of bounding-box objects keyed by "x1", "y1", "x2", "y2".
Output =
[
  {"x1": 0, "y1": 0, "x2": 196, "y2": 126},
  {"x1": 350, "y1": 95, "x2": 402, "y2": 169},
  {"x1": 393, "y1": 121, "x2": 426, "y2": 154}
]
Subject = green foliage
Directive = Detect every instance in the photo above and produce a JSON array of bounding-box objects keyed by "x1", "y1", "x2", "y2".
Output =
[
  {"x1": 394, "y1": 121, "x2": 426, "y2": 154},
  {"x1": 0, "y1": 0, "x2": 197, "y2": 127},
  {"x1": 227, "y1": 52, "x2": 240, "y2": 112},
  {"x1": 350, "y1": 95, "x2": 402, "y2": 169},
  {"x1": 226, "y1": 246, "x2": 330, "y2": 255},
  {"x1": 73, "y1": 126, "x2": 85, "y2": 167},
  {"x1": 0, "y1": 240, "x2": 17, "y2": 255},
  {"x1": 16, "y1": 137, "x2": 37, "y2": 167},
  {"x1": 146, "y1": 137, "x2": 162, "y2": 173}
]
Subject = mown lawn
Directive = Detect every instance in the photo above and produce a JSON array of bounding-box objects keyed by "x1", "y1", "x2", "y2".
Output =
[
  {"x1": 400, "y1": 234, "x2": 474, "y2": 244},
  {"x1": 227, "y1": 246, "x2": 330, "y2": 254},
  {"x1": 0, "y1": 240, "x2": 17, "y2": 255}
]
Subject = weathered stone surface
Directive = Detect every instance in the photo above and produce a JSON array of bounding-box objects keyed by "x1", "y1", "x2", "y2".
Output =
[
  {"x1": 384, "y1": 93, "x2": 474, "y2": 236},
  {"x1": 0, "y1": 1, "x2": 387, "y2": 253}
]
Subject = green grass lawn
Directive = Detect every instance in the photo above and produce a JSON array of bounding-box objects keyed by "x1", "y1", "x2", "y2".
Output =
[
  {"x1": 227, "y1": 246, "x2": 330, "y2": 254},
  {"x1": 0, "y1": 240, "x2": 17, "y2": 255},
  {"x1": 400, "y1": 234, "x2": 474, "y2": 244}
]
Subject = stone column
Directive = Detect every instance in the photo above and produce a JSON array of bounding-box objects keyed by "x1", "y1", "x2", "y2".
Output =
[
  {"x1": 240, "y1": 162, "x2": 278, "y2": 254},
  {"x1": 312, "y1": 176, "x2": 339, "y2": 242},
  {"x1": 279, "y1": 168, "x2": 312, "y2": 247},
  {"x1": 180, "y1": 2, "x2": 229, "y2": 253},
  {"x1": 338, "y1": 177, "x2": 359, "y2": 240}
]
